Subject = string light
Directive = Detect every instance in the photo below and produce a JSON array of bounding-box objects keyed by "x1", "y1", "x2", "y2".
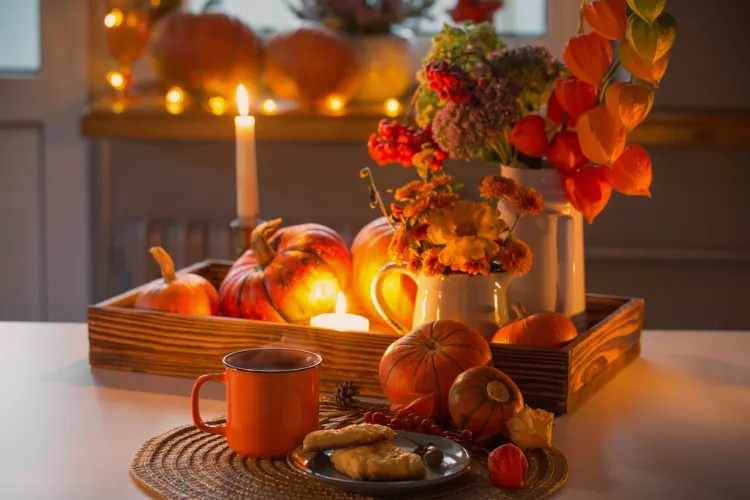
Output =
[
  {"x1": 384, "y1": 98, "x2": 401, "y2": 117},
  {"x1": 208, "y1": 96, "x2": 226, "y2": 115},
  {"x1": 324, "y1": 95, "x2": 345, "y2": 114},
  {"x1": 166, "y1": 102, "x2": 184, "y2": 115},
  {"x1": 106, "y1": 71, "x2": 126, "y2": 91},
  {"x1": 104, "y1": 9, "x2": 123, "y2": 28},
  {"x1": 261, "y1": 99, "x2": 278, "y2": 115},
  {"x1": 166, "y1": 87, "x2": 184, "y2": 105}
]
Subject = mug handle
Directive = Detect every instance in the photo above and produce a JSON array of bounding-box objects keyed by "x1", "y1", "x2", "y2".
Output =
[
  {"x1": 191, "y1": 372, "x2": 227, "y2": 436},
  {"x1": 370, "y1": 262, "x2": 418, "y2": 335},
  {"x1": 555, "y1": 214, "x2": 575, "y2": 316}
]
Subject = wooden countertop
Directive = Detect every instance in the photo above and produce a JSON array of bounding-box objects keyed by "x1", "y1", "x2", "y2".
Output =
[
  {"x1": 1, "y1": 322, "x2": 749, "y2": 499},
  {"x1": 80, "y1": 94, "x2": 750, "y2": 146}
]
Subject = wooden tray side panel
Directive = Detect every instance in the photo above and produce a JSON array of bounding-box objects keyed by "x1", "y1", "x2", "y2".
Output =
[
  {"x1": 88, "y1": 305, "x2": 395, "y2": 397},
  {"x1": 568, "y1": 298, "x2": 645, "y2": 397}
]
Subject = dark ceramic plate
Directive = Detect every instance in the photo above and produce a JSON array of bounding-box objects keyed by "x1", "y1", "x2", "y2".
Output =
[{"x1": 286, "y1": 430, "x2": 471, "y2": 497}]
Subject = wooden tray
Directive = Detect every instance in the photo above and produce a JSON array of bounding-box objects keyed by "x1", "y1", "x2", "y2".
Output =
[{"x1": 88, "y1": 259, "x2": 644, "y2": 414}]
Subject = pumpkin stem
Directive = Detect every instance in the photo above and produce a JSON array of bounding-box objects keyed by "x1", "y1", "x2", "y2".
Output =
[
  {"x1": 150, "y1": 246, "x2": 176, "y2": 284},
  {"x1": 250, "y1": 218, "x2": 282, "y2": 267}
]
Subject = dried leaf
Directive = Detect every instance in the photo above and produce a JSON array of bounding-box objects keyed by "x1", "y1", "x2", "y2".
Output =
[
  {"x1": 563, "y1": 32, "x2": 614, "y2": 85},
  {"x1": 627, "y1": 12, "x2": 677, "y2": 62},
  {"x1": 605, "y1": 144, "x2": 653, "y2": 196},
  {"x1": 584, "y1": 0, "x2": 628, "y2": 40},
  {"x1": 619, "y1": 38, "x2": 670, "y2": 86},
  {"x1": 564, "y1": 167, "x2": 613, "y2": 223},
  {"x1": 626, "y1": 0, "x2": 667, "y2": 24},
  {"x1": 576, "y1": 106, "x2": 627, "y2": 166},
  {"x1": 605, "y1": 81, "x2": 655, "y2": 131}
]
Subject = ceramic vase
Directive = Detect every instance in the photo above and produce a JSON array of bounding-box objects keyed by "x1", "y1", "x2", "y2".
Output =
[
  {"x1": 497, "y1": 166, "x2": 588, "y2": 330},
  {"x1": 371, "y1": 264, "x2": 512, "y2": 340}
]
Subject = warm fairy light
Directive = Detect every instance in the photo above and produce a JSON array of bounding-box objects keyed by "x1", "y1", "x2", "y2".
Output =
[
  {"x1": 166, "y1": 87, "x2": 184, "y2": 104},
  {"x1": 335, "y1": 292, "x2": 347, "y2": 314},
  {"x1": 261, "y1": 99, "x2": 278, "y2": 115},
  {"x1": 107, "y1": 71, "x2": 126, "y2": 91},
  {"x1": 208, "y1": 96, "x2": 226, "y2": 115},
  {"x1": 325, "y1": 95, "x2": 345, "y2": 113},
  {"x1": 104, "y1": 9, "x2": 123, "y2": 28},
  {"x1": 384, "y1": 98, "x2": 401, "y2": 117},
  {"x1": 166, "y1": 102, "x2": 184, "y2": 115},
  {"x1": 112, "y1": 100, "x2": 126, "y2": 114},
  {"x1": 236, "y1": 84, "x2": 250, "y2": 117},
  {"x1": 151, "y1": 0, "x2": 162, "y2": 7}
]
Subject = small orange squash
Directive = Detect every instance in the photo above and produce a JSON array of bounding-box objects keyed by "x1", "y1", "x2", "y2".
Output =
[{"x1": 492, "y1": 310, "x2": 578, "y2": 348}]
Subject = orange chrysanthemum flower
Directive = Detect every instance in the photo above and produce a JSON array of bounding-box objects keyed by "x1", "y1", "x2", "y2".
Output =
[
  {"x1": 390, "y1": 203, "x2": 403, "y2": 219},
  {"x1": 479, "y1": 175, "x2": 519, "y2": 200},
  {"x1": 402, "y1": 196, "x2": 430, "y2": 220},
  {"x1": 511, "y1": 186, "x2": 544, "y2": 215},
  {"x1": 388, "y1": 228, "x2": 410, "y2": 262},
  {"x1": 394, "y1": 180, "x2": 424, "y2": 201},
  {"x1": 421, "y1": 174, "x2": 454, "y2": 192},
  {"x1": 421, "y1": 247, "x2": 446, "y2": 276},
  {"x1": 428, "y1": 192, "x2": 460, "y2": 210},
  {"x1": 461, "y1": 257, "x2": 492, "y2": 276},
  {"x1": 411, "y1": 223, "x2": 429, "y2": 241},
  {"x1": 497, "y1": 238, "x2": 533, "y2": 277}
]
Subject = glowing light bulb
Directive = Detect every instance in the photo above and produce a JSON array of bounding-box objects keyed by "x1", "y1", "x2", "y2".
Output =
[
  {"x1": 166, "y1": 87, "x2": 184, "y2": 105},
  {"x1": 261, "y1": 99, "x2": 278, "y2": 115},
  {"x1": 104, "y1": 9, "x2": 123, "y2": 28},
  {"x1": 107, "y1": 71, "x2": 126, "y2": 91},
  {"x1": 325, "y1": 96, "x2": 344, "y2": 113},
  {"x1": 208, "y1": 96, "x2": 226, "y2": 115},
  {"x1": 384, "y1": 98, "x2": 401, "y2": 117}
]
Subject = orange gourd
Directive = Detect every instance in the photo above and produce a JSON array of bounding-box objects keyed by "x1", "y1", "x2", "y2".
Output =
[
  {"x1": 379, "y1": 320, "x2": 492, "y2": 421},
  {"x1": 492, "y1": 310, "x2": 578, "y2": 348},
  {"x1": 448, "y1": 366, "x2": 524, "y2": 438},
  {"x1": 605, "y1": 81, "x2": 655, "y2": 131},
  {"x1": 605, "y1": 144, "x2": 653, "y2": 197},
  {"x1": 265, "y1": 26, "x2": 362, "y2": 108},
  {"x1": 584, "y1": 0, "x2": 628, "y2": 40},
  {"x1": 562, "y1": 32, "x2": 613, "y2": 85},
  {"x1": 134, "y1": 247, "x2": 219, "y2": 316},
  {"x1": 563, "y1": 166, "x2": 613, "y2": 224},
  {"x1": 150, "y1": 10, "x2": 262, "y2": 99},
  {"x1": 218, "y1": 219, "x2": 352, "y2": 324},
  {"x1": 350, "y1": 218, "x2": 416, "y2": 330},
  {"x1": 576, "y1": 105, "x2": 627, "y2": 166}
]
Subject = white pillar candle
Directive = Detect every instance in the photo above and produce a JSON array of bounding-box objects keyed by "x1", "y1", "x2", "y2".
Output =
[
  {"x1": 234, "y1": 84, "x2": 259, "y2": 221},
  {"x1": 310, "y1": 292, "x2": 370, "y2": 332}
]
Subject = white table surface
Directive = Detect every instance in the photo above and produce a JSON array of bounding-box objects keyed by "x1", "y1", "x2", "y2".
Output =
[{"x1": 1, "y1": 323, "x2": 749, "y2": 500}]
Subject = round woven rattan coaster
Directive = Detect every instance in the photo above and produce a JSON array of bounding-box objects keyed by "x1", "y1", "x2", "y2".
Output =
[{"x1": 131, "y1": 399, "x2": 568, "y2": 499}]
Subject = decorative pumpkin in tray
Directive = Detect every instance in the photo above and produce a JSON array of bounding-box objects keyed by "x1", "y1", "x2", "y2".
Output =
[{"x1": 219, "y1": 218, "x2": 352, "y2": 324}]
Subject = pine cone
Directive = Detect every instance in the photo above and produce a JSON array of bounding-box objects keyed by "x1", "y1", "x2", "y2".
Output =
[{"x1": 335, "y1": 381, "x2": 360, "y2": 409}]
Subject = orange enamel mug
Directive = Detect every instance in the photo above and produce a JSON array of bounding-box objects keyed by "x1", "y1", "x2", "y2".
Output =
[{"x1": 191, "y1": 348, "x2": 322, "y2": 459}]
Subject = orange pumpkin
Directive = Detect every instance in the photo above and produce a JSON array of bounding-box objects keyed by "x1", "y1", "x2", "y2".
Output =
[
  {"x1": 134, "y1": 246, "x2": 219, "y2": 316},
  {"x1": 150, "y1": 10, "x2": 262, "y2": 99},
  {"x1": 584, "y1": 0, "x2": 628, "y2": 41},
  {"x1": 379, "y1": 320, "x2": 492, "y2": 421},
  {"x1": 265, "y1": 26, "x2": 362, "y2": 109},
  {"x1": 448, "y1": 366, "x2": 524, "y2": 438},
  {"x1": 562, "y1": 32, "x2": 613, "y2": 85},
  {"x1": 218, "y1": 219, "x2": 352, "y2": 324},
  {"x1": 350, "y1": 218, "x2": 416, "y2": 330},
  {"x1": 492, "y1": 311, "x2": 578, "y2": 348}
]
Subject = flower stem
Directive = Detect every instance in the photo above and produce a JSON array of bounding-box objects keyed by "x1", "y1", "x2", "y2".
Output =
[
  {"x1": 578, "y1": 0, "x2": 587, "y2": 34},
  {"x1": 599, "y1": 61, "x2": 622, "y2": 103},
  {"x1": 361, "y1": 167, "x2": 397, "y2": 232}
]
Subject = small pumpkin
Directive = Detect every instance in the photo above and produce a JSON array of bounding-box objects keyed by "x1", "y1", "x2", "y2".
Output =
[
  {"x1": 492, "y1": 307, "x2": 578, "y2": 348},
  {"x1": 265, "y1": 26, "x2": 362, "y2": 109},
  {"x1": 562, "y1": 32, "x2": 613, "y2": 86},
  {"x1": 448, "y1": 366, "x2": 524, "y2": 438},
  {"x1": 350, "y1": 217, "x2": 416, "y2": 330},
  {"x1": 134, "y1": 246, "x2": 219, "y2": 316},
  {"x1": 149, "y1": 7, "x2": 263, "y2": 99},
  {"x1": 379, "y1": 320, "x2": 492, "y2": 421},
  {"x1": 218, "y1": 219, "x2": 352, "y2": 324}
]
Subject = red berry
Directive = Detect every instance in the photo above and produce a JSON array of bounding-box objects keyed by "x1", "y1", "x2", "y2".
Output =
[
  {"x1": 460, "y1": 430, "x2": 473, "y2": 441},
  {"x1": 429, "y1": 424, "x2": 441, "y2": 435},
  {"x1": 413, "y1": 416, "x2": 423, "y2": 426},
  {"x1": 402, "y1": 418, "x2": 413, "y2": 430},
  {"x1": 382, "y1": 417, "x2": 391, "y2": 426},
  {"x1": 442, "y1": 431, "x2": 454, "y2": 438},
  {"x1": 372, "y1": 412, "x2": 385, "y2": 424},
  {"x1": 390, "y1": 418, "x2": 402, "y2": 429},
  {"x1": 364, "y1": 412, "x2": 373, "y2": 423},
  {"x1": 396, "y1": 410, "x2": 409, "y2": 419}
]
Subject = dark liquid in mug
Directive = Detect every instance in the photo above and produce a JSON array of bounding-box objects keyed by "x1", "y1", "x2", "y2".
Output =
[{"x1": 224, "y1": 348, "x2": 321, "y2": 373}]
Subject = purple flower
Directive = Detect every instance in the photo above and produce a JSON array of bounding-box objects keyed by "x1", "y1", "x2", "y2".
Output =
[{"x1": 432, "y1": 79, "x2": 522, "y2": 161}]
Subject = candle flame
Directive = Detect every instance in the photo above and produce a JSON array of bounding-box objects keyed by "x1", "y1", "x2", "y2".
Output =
[
  {"x1": 384, "y1": 98, "x2": 401, "y2": 117},
  {"x1": 104, "y1": 9, "x2": 123, "y2": 28},
  {"x1": 236, "y1": 84, "x2": 249, "y2": 117},
  {"x1": 335, "y1": 292, "x2": 347, "y2": 314}
]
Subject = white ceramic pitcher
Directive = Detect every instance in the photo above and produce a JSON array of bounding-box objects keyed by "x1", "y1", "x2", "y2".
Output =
[
  {"x1": 371, "y1": 264, "x2": 512, "y2": 340},
  {"x1": 497, "y1": 166, "x2": 587, "y2": 329}
]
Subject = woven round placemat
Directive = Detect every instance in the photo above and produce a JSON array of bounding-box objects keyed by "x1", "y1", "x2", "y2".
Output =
[{"x1": 131, "y1": 399, "x2": 567, "y2": 500}]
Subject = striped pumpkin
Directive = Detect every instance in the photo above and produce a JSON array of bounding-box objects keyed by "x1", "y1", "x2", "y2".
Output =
[
  {"x1": 379, "y1": 320, "x2": 492, "y2": 421},
  {"x1": 448, "y1": 365, "x2": 524, "y2": 438},
  {"x1": 219, "y1": 219, "x2": 351, "y2": 324}
]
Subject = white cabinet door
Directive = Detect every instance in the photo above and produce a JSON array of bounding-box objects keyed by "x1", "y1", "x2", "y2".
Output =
[{"x1": 0, "y1": 0, "x2": 89, "y2": 321}]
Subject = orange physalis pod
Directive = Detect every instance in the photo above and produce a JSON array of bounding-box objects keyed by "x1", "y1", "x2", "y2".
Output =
[
  {"x1": 563, "y1": 167, "x2": 613, "y2": 223},
  {"x1": 576, "y1": 105, "x2": 626, "y2": 166},
  {"x1": 546, "y1": 91, "x2": 564, "y2": 125},
  {"x1": 605, "y1": 144, "x2": 653, "y2": 197},
  {"x1": 509, "y1": 115, "x2": 549, "y2": 158},
  {"x1": 548, "y1": 131, "x2": 588, "y2": 175},
  {"x1": 584, "y1": 0, "x2": 628, "y2": 41},
  {"x1": 618, "y1": 39, "x2": 670, "y2": 87},
  {"x1": 562, "y1": 32, "x2": 613, "y2": 85},
  {"x1": 554, "y1": 77, "x2": 597, "y2": 120},
  {"x1": 605, "y1": 81, "x2": 654, "y2": 131}
]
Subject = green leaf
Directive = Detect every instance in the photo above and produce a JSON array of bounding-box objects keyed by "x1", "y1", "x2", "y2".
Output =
[
  {"x1": 627, "y1": 12, "x2": 677, "y2": 62},
  {"x1": 626, "y1": 0, "x2": 667, "y2": 24}
]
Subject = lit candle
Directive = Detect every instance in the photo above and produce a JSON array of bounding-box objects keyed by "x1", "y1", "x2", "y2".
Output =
[
  {"x1": 234, "y1": 84, "x2": 259, "y2": 222},
  {"x1": 310, "y1": 292, "x2": 370, "y2": 332}
]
